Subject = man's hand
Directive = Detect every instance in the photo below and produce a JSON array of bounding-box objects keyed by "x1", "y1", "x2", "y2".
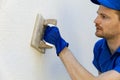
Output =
[{"x1": 43, "y1": 26, "x2": 69, "y2": 56}]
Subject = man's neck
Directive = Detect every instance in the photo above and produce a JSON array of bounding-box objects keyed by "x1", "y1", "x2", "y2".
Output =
[{"x1": 107, "y1": 37, "x2": 120, "y2": 54}]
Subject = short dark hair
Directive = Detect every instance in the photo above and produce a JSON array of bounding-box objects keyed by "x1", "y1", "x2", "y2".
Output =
[{"x1": 116, "y1": 10, "x2": 120, "y2": 20}]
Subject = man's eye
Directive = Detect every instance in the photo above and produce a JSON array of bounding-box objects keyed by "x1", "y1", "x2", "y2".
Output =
[{"x1": 101, "y1": 15, "x2": 108, "y2": 19}]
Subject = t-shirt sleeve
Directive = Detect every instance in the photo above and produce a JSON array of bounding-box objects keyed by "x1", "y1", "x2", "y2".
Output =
[
  {"x1": 92, "y1": 39, "x2": 104, "y2": 72},
  {"x1": 93, "y1": 43, "x2": 99, "y2": 70},
  {"x1": 114, "y1": 57, "x2": 120, "y2": 73}
]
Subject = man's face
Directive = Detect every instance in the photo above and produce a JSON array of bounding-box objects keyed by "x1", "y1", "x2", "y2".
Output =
[{"x1": 94, "y1": 5, "x2": 120, "y2": 39}]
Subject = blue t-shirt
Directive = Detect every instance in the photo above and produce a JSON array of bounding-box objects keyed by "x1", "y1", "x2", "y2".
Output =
[{"x1": 93, "y1": 39, "x2": 120, "y2": 73}]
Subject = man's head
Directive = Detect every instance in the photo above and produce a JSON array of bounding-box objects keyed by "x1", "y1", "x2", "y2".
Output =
[
  {"x1": 91, "y1": 0, "x2": 120, "y2": 39},
  {"x1": 91, "y1": 0, "x2": 120, "y2": 11},
  {"x1": 91, "y1": 0, "x2": 120, "y2": 20}
]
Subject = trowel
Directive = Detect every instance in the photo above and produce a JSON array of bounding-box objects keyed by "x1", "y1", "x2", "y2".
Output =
[{"x1": 31, "y1": 13, "x2": 57, "y2": 53}]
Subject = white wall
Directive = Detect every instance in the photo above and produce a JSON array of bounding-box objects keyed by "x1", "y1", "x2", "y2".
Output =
[{"x1": 0, "y1": 0, "x2": 99, "y2": 80}]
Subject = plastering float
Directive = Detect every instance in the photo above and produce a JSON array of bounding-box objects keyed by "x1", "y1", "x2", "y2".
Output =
[{"x1": 31, "y1": 14, "x2": 57, "y2": 53}]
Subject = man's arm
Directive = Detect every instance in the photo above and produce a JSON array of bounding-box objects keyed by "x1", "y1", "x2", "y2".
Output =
[
  {"x1": 43, "y1": 26, "x2": 120, "y2": 80},
  {"x1": 59, "y1": 47, "x2": 120, "y2": 80}
]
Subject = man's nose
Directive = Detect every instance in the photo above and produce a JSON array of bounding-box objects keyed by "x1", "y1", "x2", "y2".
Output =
[{"x1": 94, "y1": 16, "x2": 101, "y2": 24}]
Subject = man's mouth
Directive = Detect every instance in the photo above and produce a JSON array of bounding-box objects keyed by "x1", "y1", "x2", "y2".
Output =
[{"x1": 95, "y1": 24, "x2": 102, "y2": 31}]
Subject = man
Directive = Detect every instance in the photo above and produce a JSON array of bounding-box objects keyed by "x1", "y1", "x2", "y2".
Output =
[{"x1": 44, "y1": 0, "x2": 120, "y2": 80}]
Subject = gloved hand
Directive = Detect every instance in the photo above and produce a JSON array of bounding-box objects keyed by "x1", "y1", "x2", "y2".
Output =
[{"x1": 43, "y1": 25, "x2": 69, "y2": 56}]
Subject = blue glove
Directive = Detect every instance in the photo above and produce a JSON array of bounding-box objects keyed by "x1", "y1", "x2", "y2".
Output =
[{"x1": 43, "y1": 26, "x2": 69, "y2": 56}]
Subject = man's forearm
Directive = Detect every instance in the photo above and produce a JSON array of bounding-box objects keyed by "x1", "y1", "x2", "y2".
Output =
[{"x1": 59, "y1": 47, "x2": 95, "y2": 80}]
